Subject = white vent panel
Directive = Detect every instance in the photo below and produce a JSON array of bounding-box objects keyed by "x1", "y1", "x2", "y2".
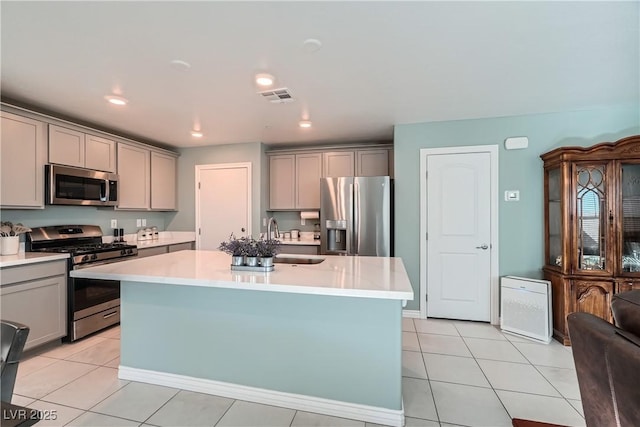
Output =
[
  {"x1": 500, "y1": 276, "x2": 552, "y2": 344},
  {"x1": 258, "y1": 88, "x2": 295, "y2": 103}
]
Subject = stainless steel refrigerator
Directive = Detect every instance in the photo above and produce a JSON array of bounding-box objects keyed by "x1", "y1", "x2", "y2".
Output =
[{"x1": 320, "y1": 176, "x2": 391, "y2": 256}]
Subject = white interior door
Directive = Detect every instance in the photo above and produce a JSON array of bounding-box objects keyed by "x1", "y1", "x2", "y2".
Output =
[
  {"x1": 425, "y1": 150, "x2": 493, "y2": 321},
  {"x1": 196, "y1": 163, "x2": 251, "y2": 250}
]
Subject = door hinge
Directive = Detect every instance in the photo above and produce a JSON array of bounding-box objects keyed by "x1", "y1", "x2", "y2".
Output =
[
  {"x1": 198, "y1": 182, "x2": 201, "y2": 189},
  {"x1": 425, "y1": 232, "x2": 428, "y2": 240},
  {"x1": 198, "y1": 228, "x2": 201, "y2": 235},
  {"x1": 425, "y1": 170, "x2": 428, "y2": 179}
]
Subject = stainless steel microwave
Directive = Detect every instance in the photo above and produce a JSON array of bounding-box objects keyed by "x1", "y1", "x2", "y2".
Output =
[{"x1": 46, "y1": 164, "x2": 118, "y2": 206}]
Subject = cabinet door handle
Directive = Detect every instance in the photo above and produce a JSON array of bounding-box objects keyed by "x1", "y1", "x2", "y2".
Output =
[{"x1": 476, "y1": 244, "x2": 489, "y2": 250}]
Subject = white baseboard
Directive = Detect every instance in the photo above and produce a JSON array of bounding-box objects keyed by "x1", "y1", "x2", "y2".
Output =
[
  {"x1": 402, "y1": 309, "x2": 421, "y2": 318},
  {"x1": 119, "y1": 366, "x2": 404, "y2": 427}
]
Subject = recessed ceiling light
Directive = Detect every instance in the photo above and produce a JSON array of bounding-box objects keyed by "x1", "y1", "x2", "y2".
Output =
[
  {"x1": 104, "y1": 95, "x2": 128, "y2": 106},
  {"x1": 255, "y1": 73, "x2": 275, "y2": 87},
  {"x1": 299, "y1": 120, "x2": 312, "y2": 128},
  {"x1": 191, "y1": 130, "x2": 203, "y2": 138},
  {"x1": 302, "y1": 38, "x2": 322, "y2": 53},
  {"x1": 170, "y1": 59, "x2": 191, "y2": 71}
]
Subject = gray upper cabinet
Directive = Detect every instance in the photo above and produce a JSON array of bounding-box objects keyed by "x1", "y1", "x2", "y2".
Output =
[
  {"x1": 323, "y1": 149, "x2": 391, "y2": 178},
  {"x1": 269, "y1": 155, "x2": 296, "y2": 209},
  {"x1": 117, "y1": 143, "x2": 150, "y2": 210},
  {"x1": 269, "y1": 153, "x2": 322, "y2": 210},
  {"x1": 118, "y1": 143, "x2": 178, "y2": 211},
  {"x1": 295, "y1": 153, "x2": 322, "y2": 209},
  {"x1": 49, "y1": 124, "x2": 116, "y2": 172},
  {"x1": 85, "y1": 134, "x2": 116, "y2": 172},
  {"x1": 323, "y1": 151, "x2": 355, "y2": 177},
  {"x1": 0, "y1": 111, "x2": 47, "y2": 208},
  {"x1": 150, "y1": 151, "x2": 177, "y2": 211},
  {"x1": 355, "y1": 149, "x2": 390, "y2": 177}
]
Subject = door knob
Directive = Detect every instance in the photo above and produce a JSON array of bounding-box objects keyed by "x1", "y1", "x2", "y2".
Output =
[
  {"x1": 241, "y1": 227, "x2": 245, "y2": 232},
  {"x1": 476, "y1": 244, "x2": 489, "y2": 250}
]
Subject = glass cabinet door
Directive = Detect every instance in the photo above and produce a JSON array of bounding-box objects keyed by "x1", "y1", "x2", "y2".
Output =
[
  {"x1": 547, "y1": 167, "x2": 563, "y2": 267},
  {"x1": 621, "y1": 163, "x2": 640, "y2": 273},
  {"x1": 575, "y1": 164, "x2": 608, "y2": 272}
]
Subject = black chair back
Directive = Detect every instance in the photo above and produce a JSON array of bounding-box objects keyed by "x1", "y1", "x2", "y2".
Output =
[{"x1": 1, "y1": 320, "x2": 30, "y2": 402}]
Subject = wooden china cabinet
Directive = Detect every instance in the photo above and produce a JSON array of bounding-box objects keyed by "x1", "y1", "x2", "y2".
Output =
[{"x1": 541, "y1": 135, "x2": 640, "y2": 345}]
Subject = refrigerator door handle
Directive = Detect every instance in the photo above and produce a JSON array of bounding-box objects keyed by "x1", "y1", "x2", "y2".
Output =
[
  {"x1": 353, "y1": 181, "x2": 360, "y2": 255},
  {"x1": 347, "y1": 183, "x2": 353, "y2": 255}
]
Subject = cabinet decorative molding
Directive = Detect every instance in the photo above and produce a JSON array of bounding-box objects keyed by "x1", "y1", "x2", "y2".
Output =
[{"x1": 541, "y1": 135, "x2": 640, "y2": 345}]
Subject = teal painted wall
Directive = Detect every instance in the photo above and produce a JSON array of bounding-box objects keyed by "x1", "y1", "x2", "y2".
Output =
[
  {"x1": 0, "y1": 206, "x2": 169, "y2": 236},
  {"x1": 121, "y1": 281, "x2": 403, "y2": 409},
  {"x1": 394, "y1": 105, "x2": 640, "y2": 310},
  {"x1": 167, "y1": 142, "x2": 265, "y2": 236}
]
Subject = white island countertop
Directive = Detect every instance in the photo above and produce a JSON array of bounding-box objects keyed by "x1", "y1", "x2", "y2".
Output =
[{"x1": 70, "y1": 250, "x2": 413, "y2": 301}]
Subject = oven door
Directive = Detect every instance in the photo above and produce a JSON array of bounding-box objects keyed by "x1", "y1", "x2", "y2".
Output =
[{"x1": 69, "y1": 267, "x2": 121, "y2": 341}]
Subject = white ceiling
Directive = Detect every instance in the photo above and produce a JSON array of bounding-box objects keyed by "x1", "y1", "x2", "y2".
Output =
[{"x1": 1, "y1": 1, "x2": 638, "y2": 148}]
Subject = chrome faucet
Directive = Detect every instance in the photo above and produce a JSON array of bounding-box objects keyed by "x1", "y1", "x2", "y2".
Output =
[{"x1": 267, "y1": 217, "x2": 280, "y2": 240}]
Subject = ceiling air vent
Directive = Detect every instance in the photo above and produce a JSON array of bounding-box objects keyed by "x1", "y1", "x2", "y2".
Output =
[{"x1": 258, "y1": 88, "x2": 295, "y2": 103}]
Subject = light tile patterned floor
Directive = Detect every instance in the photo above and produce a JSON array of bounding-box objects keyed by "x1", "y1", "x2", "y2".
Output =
[{"x1": 11, "y1": 320, "x2": 585, "y2": 427}]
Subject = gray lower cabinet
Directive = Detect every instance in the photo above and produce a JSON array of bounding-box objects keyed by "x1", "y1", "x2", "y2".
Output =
[
  {"x1": 136, "y1": 246, "x2": 168, "y2": 258},
  {"x1": 168, "y1": 242, "x2": 194, "y2": 252},
  {"x1": 0, "y1": 260, "x2": 67, "y2": 350},
  {"x1": 137, "y1": 242, "x2": 195, "y2": 258},
  {"x1": 279, "y1": 245, "x2": 320, "y2": 255}
]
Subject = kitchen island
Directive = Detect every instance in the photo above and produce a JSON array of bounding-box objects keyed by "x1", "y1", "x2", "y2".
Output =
[{"x1": 70, "y1": 250, "x2": 413, "y2": 426}]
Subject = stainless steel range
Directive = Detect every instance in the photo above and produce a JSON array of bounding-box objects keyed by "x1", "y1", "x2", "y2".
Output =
[{"x1": 27, "y1": 225, "x2": 138, "y2": 341}]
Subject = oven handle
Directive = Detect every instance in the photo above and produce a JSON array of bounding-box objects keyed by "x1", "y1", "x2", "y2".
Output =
[{"x1": 103, "y1": 311, "x2": 118, "y2": 319}]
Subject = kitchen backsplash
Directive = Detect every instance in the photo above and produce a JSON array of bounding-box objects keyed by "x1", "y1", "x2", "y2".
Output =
[
  {"x1": 0, "y1": 206, "x2": 171, "y2": 235},
  {"x1": 267, "y1": 211, "x2": 318, "y2": 235}
]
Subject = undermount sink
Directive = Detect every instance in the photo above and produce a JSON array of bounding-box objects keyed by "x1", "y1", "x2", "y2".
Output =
[{"x1": 274, "y1": 257, "x2": 325, "y2": 265}]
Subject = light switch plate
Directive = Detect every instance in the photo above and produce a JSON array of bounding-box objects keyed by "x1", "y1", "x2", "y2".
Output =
[
  {"x1": 136, "y1": 219, "x2": 142, "y2": 227},
  {"x1": 142, "y1": 219, "x2": 147, "y2": 226},
  {"x1": 111, "y1": 219, "x2": 117, "y2": 228},
  {"x1": 505, "y1": 190, "x2": 520, "y2": 201}
]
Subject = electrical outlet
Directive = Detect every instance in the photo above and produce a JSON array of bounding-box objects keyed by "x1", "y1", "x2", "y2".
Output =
[
  {"x1": 262, "y1": 218, "x2": 267, "y2": 227},
  {"x1": 136, "y1": 219, "x2": 142, "y2": 227},
  {"x1": 111, "y1": 219, "x2": 117, "y2": 228},
  {"x1": 301, "y1": 218, "x2": 306, "y2": 226},
  {"x1": 142, "y1": 218, "x2": 147, "y2": 226}
]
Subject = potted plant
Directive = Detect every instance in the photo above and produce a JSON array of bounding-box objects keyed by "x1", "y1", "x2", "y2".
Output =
[
  {"x1": 242, "y1": 237, "x2": 260, "y2": 267},
  {"x1": 0, "y1": 222, "x2": 31, "y2": 255},
  {"x1": 218, "y1": 234, "x2": 245, "y2": 266},
  {"x1": 256, "y1": 238, "x2": 281, "y2": 267}
]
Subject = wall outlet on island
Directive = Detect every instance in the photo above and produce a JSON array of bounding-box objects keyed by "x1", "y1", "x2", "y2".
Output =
[{"x1": 111, "y1": 219, "x2": 117, "y2": 228}]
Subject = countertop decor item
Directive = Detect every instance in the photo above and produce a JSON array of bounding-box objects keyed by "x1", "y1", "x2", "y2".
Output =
[
  {"x1": 0, "y1": 222, "x2": 31, "y2": 255},
  {"x1": 219, "y1": 234, "x2": 281, "y2": 271}
]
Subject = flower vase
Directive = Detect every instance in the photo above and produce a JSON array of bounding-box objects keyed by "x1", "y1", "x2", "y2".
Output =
[
  {"x1": 245, "y1": 256, "x2": 259, "y2": 267},
  {"x1": 1, "y1": 236, "x2": 20, "y2": 255},
  {"x1": 260, "y1": 257, "x2": 274, "y2": 268},
  {"x1": 231, "y1": 255, "x2": 244, "y2": 266}
]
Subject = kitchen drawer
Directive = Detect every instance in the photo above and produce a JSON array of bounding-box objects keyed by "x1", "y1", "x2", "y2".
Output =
[{"x1": 1, "y1": 260, "x2": 67, "y2": 286}]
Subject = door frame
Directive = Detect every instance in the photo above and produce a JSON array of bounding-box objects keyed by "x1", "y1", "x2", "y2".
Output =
[
  {"x1": 419, "y1": 145, "x2": 499, "y2": 324},
  {"x1": 195, "y1": 162, "x2": 252, "y2": 250}
]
